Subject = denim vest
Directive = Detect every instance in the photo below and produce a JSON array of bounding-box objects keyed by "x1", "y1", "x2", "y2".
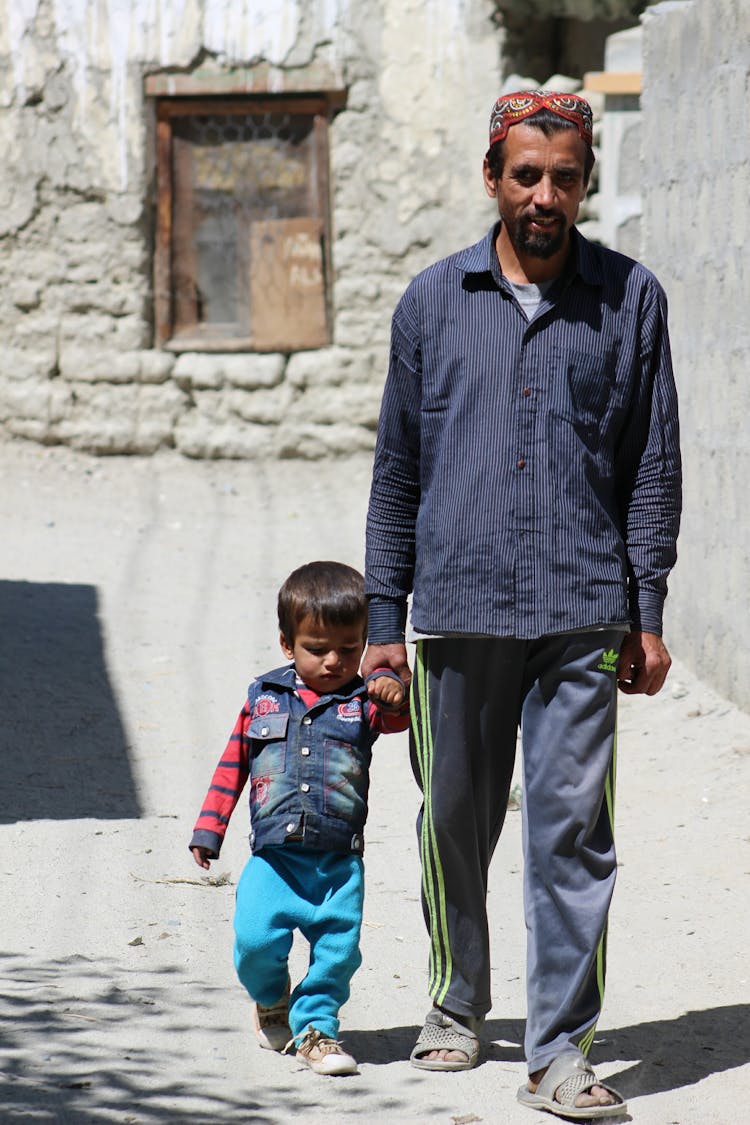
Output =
[{"x1": 247, "y1": 665, "x2": 380, "y2": 856}]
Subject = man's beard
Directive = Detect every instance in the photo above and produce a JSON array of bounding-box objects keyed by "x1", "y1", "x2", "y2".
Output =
[{"x1": 509, "y1": 211, "x2": 566, "y2": 259}]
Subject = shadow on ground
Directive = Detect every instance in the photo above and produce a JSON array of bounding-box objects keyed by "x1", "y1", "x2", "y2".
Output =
[
  {"x1": 0, "y1": 580, "x2": 139, "y2": 822},
  {"x1": 596, "y1": 1007, "x2": 750, "y2": 1097},
  {"x1": 346, "y1": 1004, "x2": 750, "y2": 1097},
  {"x1": 1, "y1": 951, "x2": 281, "y2": 1123},
  {"x1": 2, "y1": 948, "x2": 747, "y2": 1122}
]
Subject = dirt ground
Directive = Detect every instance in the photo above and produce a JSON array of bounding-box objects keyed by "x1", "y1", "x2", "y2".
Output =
[{"x1": 1, "y1": 436, "x2": 748, "y2": 1124}]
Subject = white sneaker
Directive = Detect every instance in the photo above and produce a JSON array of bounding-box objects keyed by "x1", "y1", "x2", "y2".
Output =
[
  {"x1": 253, "y1": 977, "x2": 291, "y2": 1051},
  {"x1": 295, "y1": 1028, "x2": 358, "y2": 1075}
]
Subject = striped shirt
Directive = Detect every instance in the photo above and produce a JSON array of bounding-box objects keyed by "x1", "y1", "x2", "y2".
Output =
[{"x1": 365, "y1": 223, "x2": 681, "y2": 642}]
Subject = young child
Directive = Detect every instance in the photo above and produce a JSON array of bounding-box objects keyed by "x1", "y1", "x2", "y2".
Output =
[{"x1": 190, "y1": 560, "x2": 409, "y2": 1076}]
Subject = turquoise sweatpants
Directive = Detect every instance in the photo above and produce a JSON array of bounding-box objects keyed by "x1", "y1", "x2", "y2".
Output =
[{"x1": 233, "y1": 845, "x2": 364, "y2": 1040}]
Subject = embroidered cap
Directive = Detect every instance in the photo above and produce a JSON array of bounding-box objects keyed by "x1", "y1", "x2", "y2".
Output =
[{"x1": 489, "y1": 90, "x2": 593, "y2": 148}]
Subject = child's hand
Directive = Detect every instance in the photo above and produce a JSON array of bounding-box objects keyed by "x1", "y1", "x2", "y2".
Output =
[
  {"x1": 367, "y1": 674, "x2": 406, "y2": 710},
  {"x1": 191, "y1": 846, "x2": 213, "y2": 870}
]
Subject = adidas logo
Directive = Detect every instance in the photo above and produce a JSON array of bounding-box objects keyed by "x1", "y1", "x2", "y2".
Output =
[{"x1": 597, "y1": 648, "x2": 618, "y2": 673}]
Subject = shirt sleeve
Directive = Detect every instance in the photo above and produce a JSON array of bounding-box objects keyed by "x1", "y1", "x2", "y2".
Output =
[
  {"x1": 365, "y1": 285, "x2": 423, "y2": 643},
  {"x1": 615, "y1": 277, "x2": 682, "y2": 634},
  {"x1": 189, "y1": 701, "x2": 251, "y2": 858},
  {"x1": 364, "y1": 690, "x2": 411, "y2": 735}
]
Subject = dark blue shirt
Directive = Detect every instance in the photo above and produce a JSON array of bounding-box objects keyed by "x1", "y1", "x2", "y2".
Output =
[{"x1": 365, "y1": 223, "x2": 682, "y2": 642}]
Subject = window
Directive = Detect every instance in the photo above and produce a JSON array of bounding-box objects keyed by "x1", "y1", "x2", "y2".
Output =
[{"x1": 154, "y1": 95, "x2": 337, "y2": 352}]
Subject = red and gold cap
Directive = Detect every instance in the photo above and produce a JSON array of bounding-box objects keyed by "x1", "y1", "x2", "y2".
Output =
[{"x1": 489, "y1": 90, "x2": 593, "y2": 147}]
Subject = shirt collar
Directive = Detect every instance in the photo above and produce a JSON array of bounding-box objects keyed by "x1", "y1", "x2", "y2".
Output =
[
  {"x1": 455, "y1": 222, "x2": 604, "y2": 289},
  {"x1": 259, "y1": 663, "x2": 365, "y2": 700}
]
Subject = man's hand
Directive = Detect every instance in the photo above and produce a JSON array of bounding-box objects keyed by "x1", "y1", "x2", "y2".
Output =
[
  {"x1": 617, "y1": 630, "x2": 671, "y2": 696},
  {"x1": 191, "y1": 846, "x2": 213, "y2": 870},
  {"x1": 362, "y1": 643, "x2": 411, "y2": 691}
]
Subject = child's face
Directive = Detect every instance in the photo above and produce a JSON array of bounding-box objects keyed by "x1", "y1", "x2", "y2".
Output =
[{"x1": 280, "y1": 614, "x2": 366, "y2": 694}]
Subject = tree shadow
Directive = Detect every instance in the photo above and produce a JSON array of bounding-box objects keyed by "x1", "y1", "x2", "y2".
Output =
[
  {"x1": 0, "y1": 580, "x2": 140, "y2": 822},
  {"x1": 0, "y1": 951, "x2": 435, "y2": 1124},
  {"x1": 3, "y1": 949, "x2": 746, "y2": 1122},
  {"x1": 0, "y1": 951, "x2": 302, "y2": 1122}
]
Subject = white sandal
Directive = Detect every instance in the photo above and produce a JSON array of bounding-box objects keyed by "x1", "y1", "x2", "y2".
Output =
[
  {"x1": 410, "y1": 1007, "x2": 481, "y2": 1071},
  {"x1": 517, "y1": 1052, "x2": 627, "y2": 1119}
]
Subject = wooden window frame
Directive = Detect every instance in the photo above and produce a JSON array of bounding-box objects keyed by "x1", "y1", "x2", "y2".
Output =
[{"x1": 154, "y1": 94, "x2": 336, "y2": 352}]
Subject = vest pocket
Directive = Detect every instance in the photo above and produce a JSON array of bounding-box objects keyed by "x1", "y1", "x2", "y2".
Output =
[
  {"x1": 323, "y1": 739, "x2": 369, "y2": 824},
  {"x1": 249, "y1": 713, "x2": 288, "y2": 782}
]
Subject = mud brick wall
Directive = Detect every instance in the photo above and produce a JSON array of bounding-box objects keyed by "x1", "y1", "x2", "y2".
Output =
[{"x1": 0, "y1": 0, "x2": 501, "y2": 457}]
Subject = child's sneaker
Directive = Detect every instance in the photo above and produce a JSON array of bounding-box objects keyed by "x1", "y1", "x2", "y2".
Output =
[
  {"x1": 253, "y1": 977, "x2": 291, "y2": 1051},
  {"x1": 295, "y1": 1028, "x2": 359, "y2": 1075}
]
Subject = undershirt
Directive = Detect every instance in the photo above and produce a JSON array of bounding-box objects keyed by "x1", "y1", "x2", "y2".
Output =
[{"x1": 506, "y1": 277, "x2": 555, "y2": 319}]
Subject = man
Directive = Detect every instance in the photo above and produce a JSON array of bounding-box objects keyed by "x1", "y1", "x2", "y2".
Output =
[{"x1": 363, "y1": 91, "x2": 681, "y2": 1119}]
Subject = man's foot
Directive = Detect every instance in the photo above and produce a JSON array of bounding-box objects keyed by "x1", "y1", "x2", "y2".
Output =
[
  {"x1": 295, "y1": 1028, "x2": 358, "y2": 1076},
  {"x1": 528, "y1": 1068, "x2": 617, "y2": 1109},
  {"x1": 252, "y1": 976, "x2": 291, "y2": 1051},
  {"x1": 517, "y1": 1052, "x2": 627, "y2": 1119},
  {"x1": 410, "y1": 1006, "x2": 482, "y2": 1070}
]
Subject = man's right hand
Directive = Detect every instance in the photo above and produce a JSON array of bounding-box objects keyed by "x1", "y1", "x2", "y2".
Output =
[{"x1": 362, "y1": 643, "x2": 411, "y2": 691}]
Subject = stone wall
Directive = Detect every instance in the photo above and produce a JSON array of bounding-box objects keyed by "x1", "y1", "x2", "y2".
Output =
[
  {"x1": 641, "y1": 0, "x2": 750, "y2": 709},
  {"x1": 0, "y1": 0, "x2": 501, "y2": 456}
]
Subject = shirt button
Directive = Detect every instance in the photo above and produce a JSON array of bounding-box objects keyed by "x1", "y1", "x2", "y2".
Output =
[
  {"x1": 300, "y1": 783, "x2": 310, "y2": 793},
  {"x1": 286, "y1": 822, "x2": 296, "y2": 833},
  {"x1": 302, "y1": 716, "x2": 312, "y2": 726},
  {"x1": 517, "y1": 459, "x2": 526, "y2": 469},
  {"x1": 260, "y1": 726, "x2": 269, "y2": 736},
  {"x1": 301, "y1": 746, "x2": 310, "y2": 756},
  {"x1": 522, "y1": 387, "x2": 531, "y2": 397}
]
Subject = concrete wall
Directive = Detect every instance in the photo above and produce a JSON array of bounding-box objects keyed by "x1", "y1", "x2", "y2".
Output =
[
  {"x1": 0, "y1": 0, "x2": 501, "y2": 456},
  {"x1": 595, "y1": 25, "x2": 642, "y2": 255},
  {"x1": 641, "y1": 0, "x2": 750, "y2": 709}
]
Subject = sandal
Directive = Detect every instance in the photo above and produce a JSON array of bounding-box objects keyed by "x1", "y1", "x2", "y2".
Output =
[
  {"x1": 410, "y1": 1006, "x2": 481, "y2": 1071},
  {"x1": 517, "y1": 1051, "x2": 627, "y2": 1119}
]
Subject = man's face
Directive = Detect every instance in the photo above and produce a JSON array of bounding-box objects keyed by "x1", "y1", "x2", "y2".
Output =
[{"x1": 483, "y1": 123, "x2": 589, "y2": 260}]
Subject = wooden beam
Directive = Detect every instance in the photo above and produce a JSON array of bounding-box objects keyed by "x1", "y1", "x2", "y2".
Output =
[
  {"x1": 583, "y1": 71, "x2": 642, "y2": 96},
  {"x1": 154, "y1": 114, "x2": 173, "y2": 346}
]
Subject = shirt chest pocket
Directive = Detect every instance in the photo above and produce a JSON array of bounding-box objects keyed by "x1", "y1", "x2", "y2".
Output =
[
  {"x1": 249, "y1": 712, "x2": 289, "y2": 774},
  {"x1": 549, "y1": 346, "x2": 615, "y2": 425}
]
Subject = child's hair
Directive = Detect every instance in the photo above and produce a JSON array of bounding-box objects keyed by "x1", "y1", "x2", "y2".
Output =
[{"x1": 278, "y1": 561, "x2": 367, "y2": 642}]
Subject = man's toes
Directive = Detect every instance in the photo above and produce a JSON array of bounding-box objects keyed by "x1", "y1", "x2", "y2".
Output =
[
  {"x1": 425, "y1": 1048, "x2": 469, "y2": 1063},
  {"x1": 574, "y1": 1084, "x2": 617, "y2": 1108}
]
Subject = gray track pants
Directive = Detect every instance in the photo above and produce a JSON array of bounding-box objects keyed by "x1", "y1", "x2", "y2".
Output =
[{"x1": 409, "y1": 630, "x2": 623, "y2": 1073}]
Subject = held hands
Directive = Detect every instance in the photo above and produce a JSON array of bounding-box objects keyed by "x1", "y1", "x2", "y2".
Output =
[
  {"x1": 617, "y1": 630, "x2": 672, "y2": 696},
  {"x1": 367, "y1": 673, "x2": 407, "y2": 710},
  {"x1": 362, "y1": 642, "x2": 411, "y2": 710},
  {"x1": 362, "y1": 643, "x2": 411, "y2": 685}
]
